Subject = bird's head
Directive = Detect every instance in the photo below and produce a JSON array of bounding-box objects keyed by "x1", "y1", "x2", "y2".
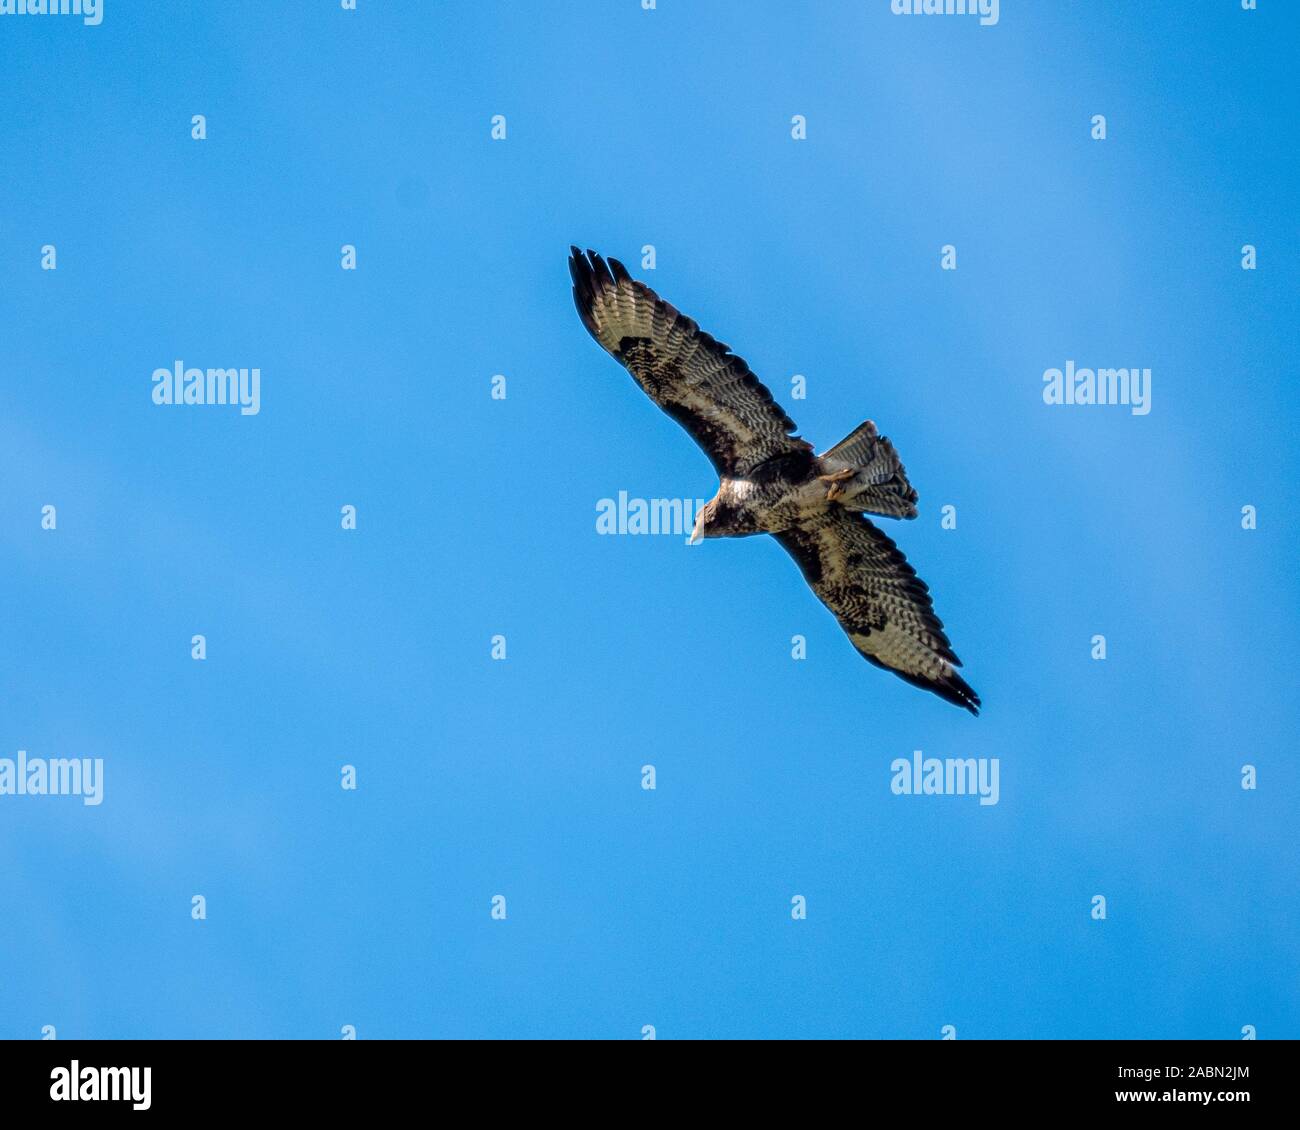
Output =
[
  {"x1": 689, "y1": 499, "x2": 718, "y2": 544},
  {"x1": 690, "y1": 496, "x2": 753, "y2": 543}
]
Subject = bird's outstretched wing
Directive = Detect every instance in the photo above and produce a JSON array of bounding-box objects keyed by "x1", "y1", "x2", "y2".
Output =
[
  {"x1": 774, "y1": 508, "x2": 980, "y2": 714},
  {"x1": 569, "y1": 247, "x2": 811, "y2": 477}
]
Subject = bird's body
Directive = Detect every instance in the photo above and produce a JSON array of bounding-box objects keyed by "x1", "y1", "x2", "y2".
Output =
[
  {"x1": 569, "y1": 247, "x2": 980, "y2": 715},
  {"x1": 697, "y1": 461, "x2": 819, "y2": 540}
]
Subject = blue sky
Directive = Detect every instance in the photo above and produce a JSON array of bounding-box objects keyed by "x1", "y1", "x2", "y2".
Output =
[{"x1": 1, "y1": 1, "x2": 1296, "y2": 1039}]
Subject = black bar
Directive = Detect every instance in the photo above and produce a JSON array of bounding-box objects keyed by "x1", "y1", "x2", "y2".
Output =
[{"x1": 0, "y1": 1038, "x2": 1288, "y2": 1116}]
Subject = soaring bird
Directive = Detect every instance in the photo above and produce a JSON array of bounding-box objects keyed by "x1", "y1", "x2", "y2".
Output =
[{"x1": 569, "y1": 248, "x2": 980, "y2": 715}]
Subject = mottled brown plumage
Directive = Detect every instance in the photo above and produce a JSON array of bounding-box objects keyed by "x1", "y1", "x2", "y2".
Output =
[{"x1": 569, "y1": 247, "x2": 979, "y2": 714}]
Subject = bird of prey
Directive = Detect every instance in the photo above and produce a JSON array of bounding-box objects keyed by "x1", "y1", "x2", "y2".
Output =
[{"x1": 569, "y1": 248, "x2": 980, "y2": 715}]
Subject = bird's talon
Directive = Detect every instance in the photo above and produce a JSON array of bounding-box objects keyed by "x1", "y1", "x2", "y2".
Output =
[{"x1": 819, "y1": 467, "x2": 855, "y2": 501}]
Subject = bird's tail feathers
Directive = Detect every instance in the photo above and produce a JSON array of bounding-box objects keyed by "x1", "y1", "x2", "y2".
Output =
[{"x1": 818, "y1": 420, "x2": 919, "y2": 519}]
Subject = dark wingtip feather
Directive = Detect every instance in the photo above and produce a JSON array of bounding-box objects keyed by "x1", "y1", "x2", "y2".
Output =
[
  {"x1": 569, "y1": 246, "x2": 602, "y2": 339},
  {"x1": 862, "y1": 651, "x2": 981, "y2": 715},
  {"x1": 586, "y1": 249, "x2": 614, "y2": 287},
  {"x1": 568, "y1": 247, "x2": 589, "y2": 288},
  {"x1": 913, "y1": 669, "x2": 981, "y2": 715},
  {"x1": 943, "y1": 670, "x2": 982, "y2": 716}
]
